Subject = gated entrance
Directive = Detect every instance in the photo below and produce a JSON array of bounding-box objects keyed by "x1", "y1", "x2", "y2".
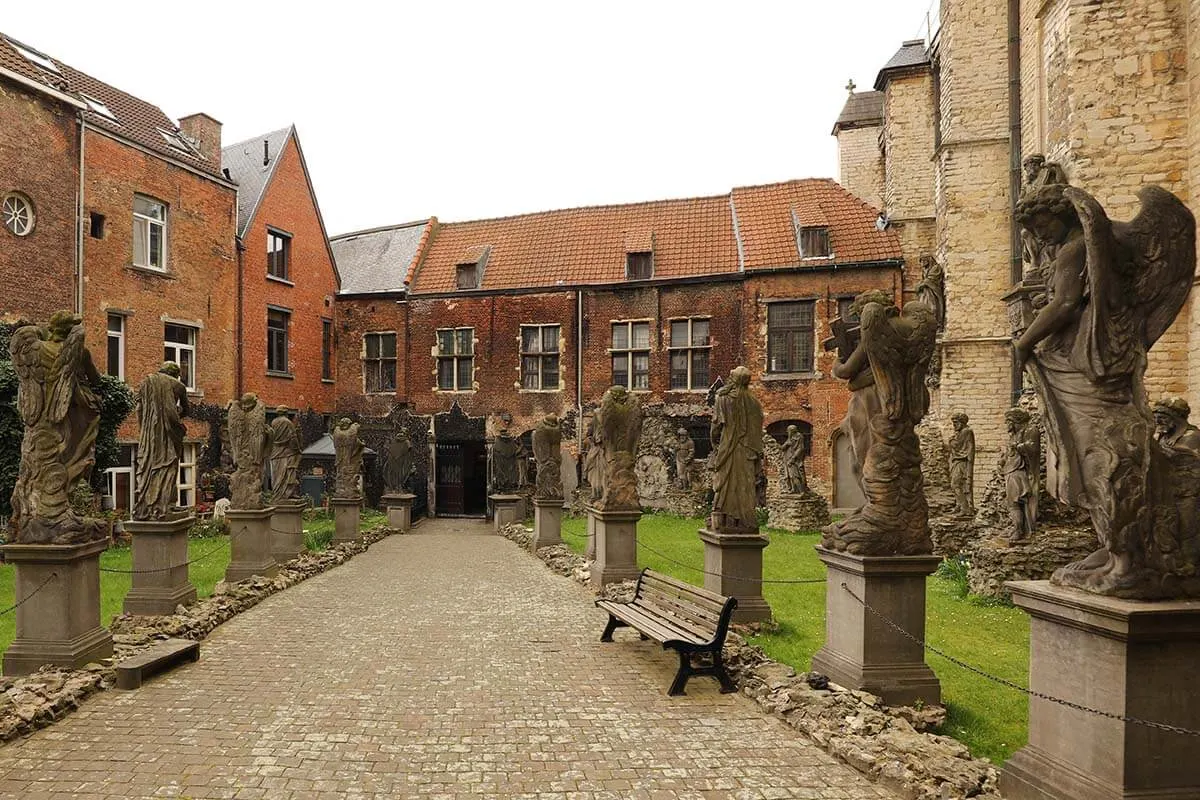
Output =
[{"x1": 435, "y1": 441, "x2": 488, "y2": 517}]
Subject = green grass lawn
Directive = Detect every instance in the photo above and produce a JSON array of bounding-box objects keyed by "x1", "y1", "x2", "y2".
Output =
[{"x1": 561, "y1": 513, "x2": 1031, "y2": 765}]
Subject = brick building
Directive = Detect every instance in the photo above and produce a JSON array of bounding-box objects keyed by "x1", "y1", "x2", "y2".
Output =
[
  {"x1": 223, "y1": 126, "x2": 339, "y2": 412},
  {"x1": 0, "y1": 32, "x2": 238, "y2": 515},
  {"x1": 333, "y1": 181, "x2": 903, "y2": 516}
]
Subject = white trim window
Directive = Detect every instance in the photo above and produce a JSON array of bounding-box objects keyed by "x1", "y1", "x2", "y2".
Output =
[
  {"x1": 520, "y1": 324, "x2": 560, "y2": 390},
  {"x1": 164, "y1": 323, "x2": 197, "y2": 390},
  {"x1": 363, "y1": 332, "x2": 397, "y2": 393},
  {"x1": 177, "y1": 443, "x2": 197, "y2": 508},
  {"x1": 611, "y1": 321, "x2": 651, "y2": 390},
  {"x1": 104, "y1": 445, "x2": 135, "y2": 516},
  {"x1": 106, "y1": 313, "x2": 125, "y2": 380},
  {"x1": 668, "y1": 318, "x2": 711, "y2": 391},
  {"x1": 267, "y1": 229, "x2": 291, "y2": 281},
  {"x1": 133, "y1": 195, "x2": 167, "y2": 270},
  {"x1": 2, "y1": 193, "x2": 34, "y2": 236},
  {"x1": 436, "y1": 328, "x2": 474, "y2": 391}
]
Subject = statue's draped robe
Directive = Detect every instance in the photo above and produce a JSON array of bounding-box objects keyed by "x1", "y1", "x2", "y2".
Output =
[
  {"x1": 384, "y1": 435, "x2": 413, "y2": 494},
  {"x1": 710, "y1": 384, "x2": 763, "y2": 532},
  {"x1": 333, "y1": 426, "x2": 364, "y2": 498},
  {"x1": 532, "y1": 424, "x2": 563, "y2": 499},
  {"x1": 228, "y1": 400, "x2": 268, "y2": 509},
  {"x1": 268, "y1": 417, "x2": 301, "y2": 500},
  {"x1": 491, "y1": 436, "x2": 522, "y2": 493},
  {"x1": 781, "y1": 434, "x2": 808, "y2": 494},
  {"x1": 134, "y1": 372, "x2": 187, "y2": 519},
  {"x1": 596, "y1": 395, "x2": 642, "y2": 510}
]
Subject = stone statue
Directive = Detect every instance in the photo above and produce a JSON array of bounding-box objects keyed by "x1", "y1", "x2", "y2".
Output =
[
  {"x1": 267, "y1": 406, "x2": 301, "y2": 501},
  {"x1": 1153, "y1": 397, "x2": 1200, "y2": 458},
  {"x1": 1019, "y1": 154, "x2": 1070, "y2": 284},
  {"x1": 1002, "y1": 407, "x2": 1040, "y2": 540},
  {"x1": 948, "y1": 412, "x2": 975, "y2": 518},
  {"x1": 384, "y1": 428, "x2": 414, "y2": 494},
  {"x1": 490, "y1": 430, "x2": 523, "y2": 494},
  {"x1": 227, "y1": 393, "x2": 268, "y2": 509},
  {"x1": 915, "y1": 255, "x2": 946, "y2": 330},
  {"x1": 779, "y1": 425, "x2": 809, "y2": 495},
  {"x1": 332, "y1": 417, "x2": 364, "y2": 499},
  {"x1": 8, "y1": 312, "x2": 105, "y2": 544},
  {"x1": 821, "y1": 291, "x2": 937, "y2": 555},
  {"x1": 217, "y1": 406, "x2": 234, "y2": 471},
  {"x1": 673, "y1": 428, "x2": 695, "y2": 491},
  {"x1": 583, "y1": 418, "x2": 605, "y2": 502},
  {"x1": 709, "y1": 367, "x2": 764, "y2": 533},
  {"x1": 133, "y1": 362, "x2": 189, "y2": 520},
  {"x1": 594, "y1": 385, "x2": 643, "y2": 511},
  {"x1": 532, "y1": 415, "x2": 563, "y2": 500},
  {"x1": 1013, "y1": 183, "x2": 1198, "y2": 598}
]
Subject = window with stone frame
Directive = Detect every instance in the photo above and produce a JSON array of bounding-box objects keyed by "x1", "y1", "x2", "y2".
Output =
[
  {"x1": 798, "y1": 226, "x2": 831, "y2": 259},
  {"x1": 766, "y1": 301, "x2": 815, "y2": 374},
  {"x1": 668, "y1": 318, "x2": 711, "y2": 391},
  {"x1": 267, "y1": 229, "x2": 291, "y2": 281},
  {"x1": 520, "y1": 324, "x2": 561, "y2": 390},
  {"x1": 836, "y1": 296, "x2": 860, "y2": 325},
  {"x1": 177, "y1": 443, "x2": 198, "y2": 508},
  {"x1": 104, "y1": 444, "x2": 135, "y2": 516},
  {"x1": 133, "y1": 194, "x2": 167, "y2": 270},
  {"x1": 363, "y1": 332, "x2": 397, "y2": 393},
  {"x1": 611, "y1": 321, "x2": 651, "y2": 390},
  {"x1": 267, "y1": 307, "x2": 290, "y2": 374},
  {"x1": 436, "y1": 328, "x2": 474, "y2": 391},
  {"x1": 163, "y1": 323, "x2": 197, "y2": 389}
]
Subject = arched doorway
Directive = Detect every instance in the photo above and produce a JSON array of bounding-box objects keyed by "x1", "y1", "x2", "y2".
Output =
[{"x1": 832, "y1": 430, "x2": 866, "y2": 511}]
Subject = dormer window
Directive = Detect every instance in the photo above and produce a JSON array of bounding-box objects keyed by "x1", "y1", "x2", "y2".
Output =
[
  {"x1": 9, "y1": 40, "x2": 59, "y2": 74},
  {"x1": 82, "y1": 94, "x2": 118, "y2": 122},
  {"x1": 626, "y1": 251, "x2": 653, "y2": 280},
  {"x1": 799, "y1": 227, "x2": 832, "y2": 259},
  {"x1": 159, "y1": 128, "x2": 199, "y2": 157},
  {"x1": 456, "y1": 263, "x2": 479, "y2": 290}
]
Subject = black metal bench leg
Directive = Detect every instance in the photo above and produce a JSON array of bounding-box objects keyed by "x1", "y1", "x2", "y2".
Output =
[
  {"x1": 713, "y1": 651, "x2": 736, "y2": 694},
  {"x1": 600, "y1": 615, "x2": 623, "y2": 642},
  {"x1": 668, "y1": 650, "x2": 692, "y2": 696}
]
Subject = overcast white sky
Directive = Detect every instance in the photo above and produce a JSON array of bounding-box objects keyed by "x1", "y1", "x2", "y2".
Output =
[{"x1": 4, "y1": 1, "x2": 936, "y2": 235}]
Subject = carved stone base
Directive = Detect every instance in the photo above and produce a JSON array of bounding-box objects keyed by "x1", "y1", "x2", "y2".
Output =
[
  {"x1": 586, "y1": 511, "x2": 596, "y2": 559},
  {"x1": 532, "y1": 498, "x2": 564, "y2": 549},
  {"x1": 124, "y1": 514, "x2": 198, "y2": 616},
  {"x1": 698, "y1": 528, "x2": 772, "y2": 623},
  {"x1": 811, "y1": 547, "x2": 942, "y2": 706},
  {"x1": 330, "y1": 497, "x2": 361, "y2": 544},
  {"x1": 225, "y1": 507, "x2": 278, "y2": 583},
  {"x1": 490, "y1": 494, "x2": 522, "y2": 533},
  {"x1": 382, "y1": 493, "x2": 415, "y2": 533},
  {"x1": 1, "y1": 538, "x2": 113, "y2": 676},
  {"x1": 270, "y1": 499, "x2": 308, "y2": 564},
  {"x1": 1001, "y1": 581, "x2": 1200, "y2": 800},
  {"x1": 768, "y1": 492, "x2": 832, "y2": 533},
  {"x1": 589, "y1": 507, "x2": 642, "y2": 588}
]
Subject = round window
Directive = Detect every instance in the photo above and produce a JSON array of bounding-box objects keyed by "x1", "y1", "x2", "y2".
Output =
[{"x1": 2, "y1": 193, "x2": 35, "y2": 236}]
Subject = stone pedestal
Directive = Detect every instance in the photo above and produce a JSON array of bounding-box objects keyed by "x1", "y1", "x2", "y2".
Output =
[
  {"x1": 330, "y1": 497, "x2": 361, "y2": 544},
  {"x1": 698, "y1": 528, "x2": 772, "y2": 623},
  {"x1": 1001, "y1": 581, "x2": 1200, "y2": 800},
  {"x1": 382, "y1": 493, "x2": 415, "y2": 532},
  {"x1": 123, "y1": 514, "x2": 198, "y2": 616},
  {"x1": 589, "y1": 507, "x2": 642, "y2": 588},
  {"x1": 810, "y1": 547, "x2": 942, "y2": 706},
  {"x1": 768, "y1": 492, "x2": 832, "y2": 533},
  {"x1": 532, "y1": 498, "x2": 564, "y2": 549},
  {"x1": 225, "y1": 506, "x2": 278, "y2": 583},
  {"x1": 490, "y1": 494, "x2": 522, "y2": 533},
  {"x1": 1, "y1": 538, "x2": 113, "y2": 676},
  {"x1": 586, "y1": 511, "x2": 596, "y2": 559},
  {"x1": 270, "y1": 499, "x2": 308, "y2": 564}
]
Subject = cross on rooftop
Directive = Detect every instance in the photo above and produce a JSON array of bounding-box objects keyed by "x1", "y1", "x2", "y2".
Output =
[{"x1": 845, "y1": 79, "x2": 856, "y2": 93}]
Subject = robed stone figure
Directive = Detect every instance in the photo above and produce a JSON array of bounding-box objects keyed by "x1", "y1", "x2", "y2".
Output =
[
  {"x1": 532, "y1": 415, "x2": 563, "y2": 500},
  {"x1": 1002, "y1": 407, "x2": 1040, "y2": 540},
  {"x1": 948, "y1": 412, "x2": 975, "y2": 518},
  {"x1": 384, "y1": 428, "x2": 414, "y2": 494},
  {"x1": 673, "y1": 428, "x2": 695, "y2": 491},
  {"x1": 267, "y1": 406, "x2": 301, "y2": 501},
  {"x1": 228, "y1": 393, "x2": 268, "y2": 509},
  {"x1": 490, "y1": 430, "x2": 523, "y2": 494},
  {"x1": 8, "y1": 312, "x2": 104, "y2": 544},
  {"x1": 780, "y1": 424, "x2": 809, "y2": 495},
  {"x1": 1013, "y1": 183, "x2": 1198, "y2": 598},
  {"x1": 708, "y1": 367, "x2": 763, "y2": 533},
  {"x1": 332, "y1": 418, "x2": 364, "y2": 499},
  {"x1": 583, "y1": 419, "x2": 605, "y2": 502},
  {"x1": 594, "y1": 385, "x2": 643, "y2": 511},
  {"x1": 133, "y1": 362, "x2": 189, "y2": 520}
]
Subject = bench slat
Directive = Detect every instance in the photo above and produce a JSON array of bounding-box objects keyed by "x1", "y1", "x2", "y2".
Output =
[
  {"x1": 634, "y1": 601, "x2": 716, "y2": 642},
  {"x1": 640, "y1": 583, "x2": 723, "y2": 623},
  {"x1": 637, "y1": 591, "x2": 722, "y2": 636},
  {"x1": 639, "y1": 573, "x2": 727, "y2": 614},
  {"x1": 598, "y1": 601, "x2": 706, "y2": 644},
  {"x1": 639, "y1": 570, "x2": 729, "y2": 606}
]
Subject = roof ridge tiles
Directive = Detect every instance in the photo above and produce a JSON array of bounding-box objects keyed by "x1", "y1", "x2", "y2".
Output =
[
  {"x1": 221, "y1": 125, "x2": 294, "y2": 153},
  {"x1": 331, "y1": 219, "x2": 434, "y2": 241},
  {"x1": 439, "y1": 191, "x2": 734, "y2": 227}
]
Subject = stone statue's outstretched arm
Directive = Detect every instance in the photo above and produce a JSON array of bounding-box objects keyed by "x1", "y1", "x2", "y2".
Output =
[{"x1": 1014, "y1": 238, "x2": 1086, "y2": 364}]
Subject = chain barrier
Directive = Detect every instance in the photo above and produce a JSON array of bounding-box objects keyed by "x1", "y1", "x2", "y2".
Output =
[
  {"x1": 0, "y1": 572, "x2": 58, "y2": 616},
  {"x1": 839, "y1": 582, "x2": 1200, "y2": 738},
  {"x1": 99, "y1": 526, "x2": 245, "y2": 575}
]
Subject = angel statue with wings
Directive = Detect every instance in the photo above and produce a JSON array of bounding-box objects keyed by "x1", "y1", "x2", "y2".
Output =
[
  {"x1": 227, "y1": 393, "x2": 269, "y2": 509},
  {"x1": 8, "y1": 312, "x2": 106, "y2": 544},
  {"x1": 820, "y1": 291, "x2": 938, "y2": 556},
  {"x1": 1014, "y1": 184, "x2": 1199, "y2": 599}
]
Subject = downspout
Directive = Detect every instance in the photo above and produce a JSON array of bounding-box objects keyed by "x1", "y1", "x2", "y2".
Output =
[
  {"x1": 576, "y1": 289, "x2": 584, "y2": 466},
  {"x1": 1008, "y1": 0, "x2": 1024, "y2": 402},
  {"x1": 75, "y1": 114, "x2": 86, "y2": 314},
  {"x1": 235, "y1": 235, "x2": 245, "y2": 398}
]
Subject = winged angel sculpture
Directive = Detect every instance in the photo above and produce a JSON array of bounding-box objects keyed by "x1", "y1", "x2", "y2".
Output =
[
  {"x1": 821, "y1": 292, "x2": 938, "y2": 556},
  {"x1": 1014, "y1": 184, "x2": 1199, "y2": 599},
  {"x1": 9, "y1": 312, "x2": 106, "y2": 544}
]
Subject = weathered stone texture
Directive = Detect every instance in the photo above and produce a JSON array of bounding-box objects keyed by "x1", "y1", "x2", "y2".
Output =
[
  {"x1": 883, "y1": 73, "x2": 936, "y2": 224},
  {"x1": 837, "y1": 124, "x2": 885, "y2": 211}
]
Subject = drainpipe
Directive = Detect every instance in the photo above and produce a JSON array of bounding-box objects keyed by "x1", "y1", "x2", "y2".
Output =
[
  {"x1": 576, "y1": 288, "x2": 585, "y2": 466},
  {"x1": 1008, "y1": 0, "x2": 1024, "y2": 403},
  {"x1": 235, "y1": 235, "x2": 245, "y2": 398},
  {"x1": 75, "y1": 114, "x2": 86, "y2": 315}
]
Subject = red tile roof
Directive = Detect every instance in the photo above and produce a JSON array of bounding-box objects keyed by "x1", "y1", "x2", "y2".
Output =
[
  {"x1": 0, "y1": 33, "x2": 222, "y2": 178},
  {"x1": 405, "y1": 179, "x2": 900, "y2": 294}
]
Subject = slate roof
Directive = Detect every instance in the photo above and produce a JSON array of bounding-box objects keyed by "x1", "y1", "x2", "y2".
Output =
[
  {"x1": 0, "y1": 32, "x2": 223, "y2": 178},
  {"x1": 331, "y1": 220, "x2": 434, "y2": 295},
  {"x1": 831, "y1": 90, "x2": 884, "y2": 135},
  {"x1": 874, "y1": 39, "x2": 931, "y2": 90},
  {"x1": 405, "y1": 179, "x2": 900, "y2": 294},
  {"x1": 222, "y1": 126, "x2": 293, "y2": 236}
]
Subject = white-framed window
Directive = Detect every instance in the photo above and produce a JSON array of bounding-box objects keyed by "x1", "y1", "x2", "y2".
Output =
[
  {"x1": 104, "y1": 444, "x2": 135, "y2": 516},
  {"x1": 363, "y1": 332, "x2": 397, "y2": 393},
  {"x1": 177, "y1": 443, "x2": 197, "y2": 508},
  {"x1": 2, "y1": 193, "x2": 35, "y2": 236},
  {"x1": 267, "y1": 307, "x2": 290, "y2": 374},
  {"x1": 520, "y1": 324, "x2": 560, "y2": 390},
  {"x1": 668, "y1": 318, "x2": 711, "y2": 391},
  {"x1": 106, "y1": 313, "x2": 125, "y2": 380},
  {"x1": 267, "y1": 229, "x2": 291, "y2": 280},
  {"x1": 133, "y1": 195, "x2": 167, "y2": 270},
  {"x1": 436, "y1": 328, "x2": 474, "y2": 391},
  {"x1": 611, "y1": 321, "x2": 651, "y2": 390},
  {"x1": 767, "y1": 301, "x2": 816, "y2": 374},
  {"x1": 164, "y1": 323, "x2": 197, "y2": 390}
]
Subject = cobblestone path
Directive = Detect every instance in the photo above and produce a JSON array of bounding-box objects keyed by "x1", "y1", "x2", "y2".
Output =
[{"x1": 0, "y1": 519, "x2": 894, "y2": 799}]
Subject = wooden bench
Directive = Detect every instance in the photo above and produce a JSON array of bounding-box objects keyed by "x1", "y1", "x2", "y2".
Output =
[
  {"x1": 115, "y1": 638, "x2": 200, "y2": 690},
  {"x1": 596, "y1": 569, "x2": 738, "y2": 696}
]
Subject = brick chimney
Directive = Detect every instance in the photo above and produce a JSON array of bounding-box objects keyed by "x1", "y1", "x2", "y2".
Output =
[{"x1": 178, "y1": 113, "x2": 222, "y2": 165}]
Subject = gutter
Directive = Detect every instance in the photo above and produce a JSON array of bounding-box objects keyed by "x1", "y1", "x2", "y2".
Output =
[
  {"x1": 75, "y1": 114, "x2": 86, "y2": 314},
  {"x1": 0, "y1": 65, "x2": 87, "y2": 109},
  {"x1": 235, "y1": 235, "x2": 245, "y2": 398}
]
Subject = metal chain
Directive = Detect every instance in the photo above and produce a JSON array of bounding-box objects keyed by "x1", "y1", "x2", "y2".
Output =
[
  {"x1": 99, "y1": 528, "x2": 243, "y2": 575},
  {"x1": 840, "y1": 582, "x2": 1200, "y2": 738},
  {"x1": 0, "y1": 572, "x2": 57, "y2": 616}
]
